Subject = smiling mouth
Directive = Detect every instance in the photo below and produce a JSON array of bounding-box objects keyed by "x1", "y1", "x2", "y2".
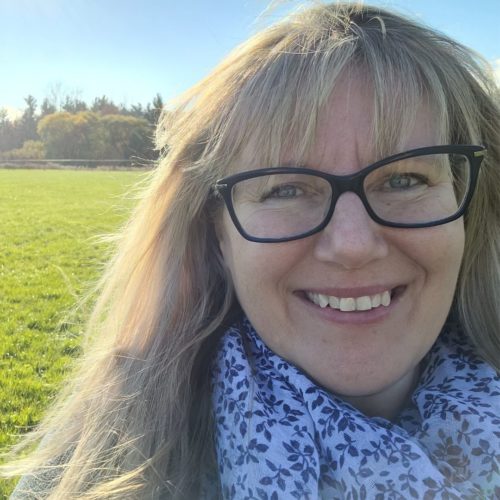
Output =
[{"x1": 305, "y1": 288, "x2": 403, "y2": 312}]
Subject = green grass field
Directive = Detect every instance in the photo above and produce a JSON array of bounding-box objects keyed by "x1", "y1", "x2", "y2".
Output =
[{"x1": 0, "y1": 168, "x2": 145, "y2": 497}]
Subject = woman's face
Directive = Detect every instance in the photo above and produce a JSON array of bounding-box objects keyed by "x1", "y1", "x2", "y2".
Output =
[{"x1": 218, "y1": 77, "x2": 465, "y2": 414}]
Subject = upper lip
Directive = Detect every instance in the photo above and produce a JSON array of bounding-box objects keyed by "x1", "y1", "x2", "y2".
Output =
[{"x1": 301, "y1": 285, "x2": 401, "y2": 298}]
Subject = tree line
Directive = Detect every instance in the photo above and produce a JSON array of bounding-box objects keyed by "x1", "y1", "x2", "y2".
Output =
[
  {"x1": 5, "y1": 87, "x2": 498, "y2": 163},
  {"x1": 0, "y1": 93, "x2": 165, "y2": 162}
]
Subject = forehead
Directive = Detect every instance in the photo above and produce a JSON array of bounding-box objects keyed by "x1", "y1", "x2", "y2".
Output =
[
  {"x1": 295, "y1": 76, "x2": 440, "y2": 174},
  {"x1": 225, "y1": 70, "x2": 442, "y2": 177}
]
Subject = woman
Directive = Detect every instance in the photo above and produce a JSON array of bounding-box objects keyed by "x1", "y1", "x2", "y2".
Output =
[{"x1": 4, "y1": 2, "x2": 500, "y2": 498}]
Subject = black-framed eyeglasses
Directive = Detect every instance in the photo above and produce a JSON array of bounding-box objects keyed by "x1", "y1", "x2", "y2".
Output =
[{"x1": 214, "y1": 145, "x2": 486, "y2": 243}]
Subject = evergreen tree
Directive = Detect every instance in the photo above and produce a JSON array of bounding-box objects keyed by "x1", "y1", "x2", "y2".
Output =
[
  {"x1": 19, "y1": 95, "x2": 39, "y2": 142},
  {"x1": 144, "y1": 93, "x2": 164, "y2": 126}
]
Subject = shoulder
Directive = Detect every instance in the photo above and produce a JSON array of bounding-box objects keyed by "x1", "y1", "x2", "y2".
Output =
[
  {"x1": 9, "y1": 446, "x2": 72, "y2": 499},
  {"x1": 10, "y1": 468, "x2": 61, "y2": 499}
]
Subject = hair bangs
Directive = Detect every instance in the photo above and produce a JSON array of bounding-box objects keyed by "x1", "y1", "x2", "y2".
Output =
[{"x1": 202, "y1": 34, "x2": 359, "y2": 175}]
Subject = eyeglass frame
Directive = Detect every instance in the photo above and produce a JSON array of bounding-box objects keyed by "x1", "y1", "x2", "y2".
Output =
[{"x1": 214, "y1": 144, "x2": 486, "y2": 243}]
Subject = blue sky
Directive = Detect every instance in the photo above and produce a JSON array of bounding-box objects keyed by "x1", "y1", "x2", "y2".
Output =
[{"x1": 1, "y1": 0, "x2": 499, "y2": 116}]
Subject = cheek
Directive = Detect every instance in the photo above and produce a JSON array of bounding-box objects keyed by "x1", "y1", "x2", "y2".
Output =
[
  {"x1": 428, "y1": 222, "x2": 464, "y2": 272},
  {"x1": 219, "y1": 215, "x2": 265, "y2": 297},
  {"x1": 403, "y1": 221, "x2": 465, "y2": 298},
  {"x1": 221, "y1": 236, "x2": 288, "y2": 292},
  {"x1": 218, "y1": 213, "x2": 306, "y2": 303}
]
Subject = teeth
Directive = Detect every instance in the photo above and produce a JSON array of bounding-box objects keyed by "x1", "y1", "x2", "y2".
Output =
[
  {"x1": 356, "y1": 296, "x2": 372, "y2": 311},
  {"x1": 340, "y1": 298, "x2": 356, "y2": 312},
  {"x1": 371, "y1": 293, "x2": 381, "y2": 308},
  {"x1": 328, "y1": 296, "x2": 340, "y2": 308},
  {"x1": 306, "y1": 290, "x2": 392, "y2": 311},
  {"x1": 317, "y1": 294, "x2": 329, "y2": 308}
]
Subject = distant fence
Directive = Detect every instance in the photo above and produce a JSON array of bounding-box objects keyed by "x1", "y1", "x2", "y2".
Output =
[{"x1": 0, "y1": 159, "x2": 154, "y2": 169}]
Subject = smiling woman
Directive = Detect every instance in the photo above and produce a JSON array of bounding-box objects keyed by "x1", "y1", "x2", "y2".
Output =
[
  {"x1": 217, "y1": 75, "x2": 468, "y2": 421},
  {"x1": 2, "y1": 2, "x2": 500, "y2": 499}
]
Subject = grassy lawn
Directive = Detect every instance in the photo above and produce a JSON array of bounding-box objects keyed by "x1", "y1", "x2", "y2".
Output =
[{"x1": 0, "y1": 168, "x2": 145, "y2": 497}]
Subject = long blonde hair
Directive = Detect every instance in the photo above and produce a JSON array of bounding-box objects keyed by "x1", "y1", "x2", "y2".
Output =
[{"x1": 3, "y1": 2, "x2": 500, "y2": 498}]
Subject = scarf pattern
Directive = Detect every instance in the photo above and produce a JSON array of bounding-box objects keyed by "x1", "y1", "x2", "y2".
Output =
[{"x1": 212, "y1": 318, "x2": 500, "y2": 499}]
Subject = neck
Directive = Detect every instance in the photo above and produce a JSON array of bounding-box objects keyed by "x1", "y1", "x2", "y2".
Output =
[{"x1": 341, "y1": 366, "x2": 421, "y2": 421}]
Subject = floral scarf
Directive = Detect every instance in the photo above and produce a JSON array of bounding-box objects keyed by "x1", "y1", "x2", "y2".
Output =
[{"x1": 211, "y1": 317, "x2": 500, "y2": 499}]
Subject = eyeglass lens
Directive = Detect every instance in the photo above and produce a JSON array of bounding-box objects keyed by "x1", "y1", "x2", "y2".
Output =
[{"x1": 230, "y1": 153, "x2": 470, "y2": 239}]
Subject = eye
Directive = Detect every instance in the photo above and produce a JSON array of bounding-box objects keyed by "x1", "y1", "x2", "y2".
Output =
[
  {"x1": 261, "y1": 184, "x2": 304, "y2": 201},
  {"x1": 386, "y1": 173, "x2": 427, "y2": 189}
]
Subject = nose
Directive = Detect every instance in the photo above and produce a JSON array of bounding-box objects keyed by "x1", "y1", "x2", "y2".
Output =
[{"x1": 313, "y1": 192, "x2": 389, "y2": 269}]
